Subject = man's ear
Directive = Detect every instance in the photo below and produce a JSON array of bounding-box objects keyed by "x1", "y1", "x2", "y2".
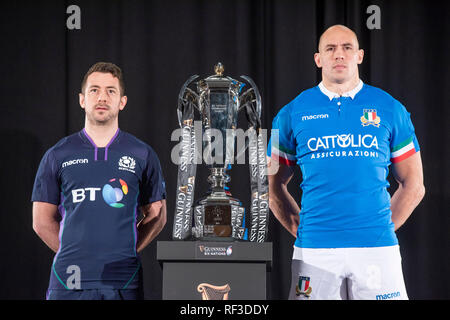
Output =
[
  {"x1": 357, "y1": 49, "x2": 364, "y2": 65},
  {"x1": 314, "y1": 52, "x2": 322, "y2": 68},
  {"x1": 119, "y1": 95, "x2": 127, "y2": 111},
  {"x1": 79, "y1": 93, "x2": 85, "y2": 109}
]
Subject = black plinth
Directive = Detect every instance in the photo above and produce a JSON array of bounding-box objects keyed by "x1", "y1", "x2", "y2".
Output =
[{"x1": 157, "y1": 241, "x2": 272, "y2": 300}]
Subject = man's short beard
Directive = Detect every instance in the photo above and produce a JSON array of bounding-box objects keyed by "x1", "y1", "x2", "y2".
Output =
[{"x1": 86, "y1": 109, "x2": 118, "y2": 126}]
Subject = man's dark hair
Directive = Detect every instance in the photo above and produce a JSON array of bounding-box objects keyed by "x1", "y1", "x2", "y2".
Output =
[{"x1": 81, "y1": 62, "x2": 125, "y2": 96}]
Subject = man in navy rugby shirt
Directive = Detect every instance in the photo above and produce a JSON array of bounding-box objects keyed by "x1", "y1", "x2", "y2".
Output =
[{"x1": 32, "y1": 62, "x2": 167, "y2": 300}]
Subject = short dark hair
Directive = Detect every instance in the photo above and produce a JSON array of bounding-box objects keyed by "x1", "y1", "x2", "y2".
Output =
[{"x1": 81, "y1": 62, "x2": 125, "y2": 96}]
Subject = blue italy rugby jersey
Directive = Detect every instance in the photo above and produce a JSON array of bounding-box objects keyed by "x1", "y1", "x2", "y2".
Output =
[
  {"x1": 268, "y1": 81, "x2": 420, "y2": 248},
  {"x1": 32, "y1": 128, "x2": 166, "y2": 289}
]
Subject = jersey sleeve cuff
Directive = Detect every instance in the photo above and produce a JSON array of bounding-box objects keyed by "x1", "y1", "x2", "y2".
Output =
[
  {"x1": 271, "y1": 145, "x2": 296, "y2": 166},
  {"x1": 390, "y1": 136, "x2": 419, "y2": 163}
]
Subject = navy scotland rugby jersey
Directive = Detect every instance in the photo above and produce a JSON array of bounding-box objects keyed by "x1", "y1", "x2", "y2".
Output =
[{"x1": 32, "y1": 128, "x2": 166, "y2": 289}]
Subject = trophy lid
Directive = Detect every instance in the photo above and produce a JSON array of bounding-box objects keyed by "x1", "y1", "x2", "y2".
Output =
[{"x1": 200, "y1": 62, "x2": 242, "y2": 90}]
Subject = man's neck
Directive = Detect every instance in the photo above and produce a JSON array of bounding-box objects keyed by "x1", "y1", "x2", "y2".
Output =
[
  {"x1": 321, "y1": 76, "x2": 361, "y2": 96},
  {"x1": 84, "y1": 121, "x2": 119, "y2": 148}
]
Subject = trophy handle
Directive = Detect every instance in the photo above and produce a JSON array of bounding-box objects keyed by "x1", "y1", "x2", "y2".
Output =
[
  {"x1": 234, "y1": 75, "x2": 262, "y2": 160},
  {"x1": 240, "y1": 75, "x2": 262, "y2": 125},
  {"x1": 177, "y1": 74, "x2": 200, "y2": 127}
]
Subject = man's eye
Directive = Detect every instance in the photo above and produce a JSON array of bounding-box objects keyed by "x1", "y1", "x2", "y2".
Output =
[{"x1": 109, "y1": 90, "x2": 116, "y2": 94}]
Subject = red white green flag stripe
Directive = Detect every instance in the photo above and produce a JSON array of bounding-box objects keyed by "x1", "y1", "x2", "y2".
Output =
[
  {"x1": 391, "y1": 137, "x2": 416, "y2": 163},
  {"x1": 364, "y1": 110, "x2": 377, "y2": 121},
  {"x1": 271, "y1": 144, "x2": 296, "y2": 166}
]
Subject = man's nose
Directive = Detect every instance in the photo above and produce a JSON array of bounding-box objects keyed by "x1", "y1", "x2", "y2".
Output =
[
  {"x1": 97, "y1": 89, "x2": 108, "y2": 102},
  {"x1": 334, "y1": 47, "x2": 345, "y2": 60}
]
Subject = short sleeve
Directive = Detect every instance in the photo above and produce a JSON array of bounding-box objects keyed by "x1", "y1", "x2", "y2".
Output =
[
  {"x1": 390, "y1": 103, "x2": 420, "y2": 163},
  {"x1": 267, "y1": 107, "x2": 297, "y2": 166},
  {"x1": 31, "y1": 149, "x2": 60, "y2": 204},
  {"x1": 139, "y1": 148, "x2": 166, "y2": 206}
]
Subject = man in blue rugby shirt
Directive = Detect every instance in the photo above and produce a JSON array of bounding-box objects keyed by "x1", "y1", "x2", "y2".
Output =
[
  {"x1": 32, "y1": 62, "x2": 167, "y2": 300},
  {"x1": 268, "y1": 25, "x2": 425, "y2": 300}
]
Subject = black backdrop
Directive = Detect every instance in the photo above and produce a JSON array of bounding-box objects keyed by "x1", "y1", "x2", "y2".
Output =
[{"x1": 0, "y1": 0, "x2": 448, "y2": 300}]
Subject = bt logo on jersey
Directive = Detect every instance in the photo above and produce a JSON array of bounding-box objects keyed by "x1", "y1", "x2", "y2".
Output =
[
  {"x1": 71, "y1": 178, "x2": 128, "y2": 208},
  {"x1": 102, "y1": 178, "x2": 128, "y2": 208},
  {"x1": 72, "y1": 187, "x2": 101, "y2": 203}
]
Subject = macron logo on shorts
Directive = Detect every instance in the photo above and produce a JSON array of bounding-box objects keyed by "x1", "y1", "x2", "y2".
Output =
[
  {"x1": 376, "y1": 291, "x2": 401, "y2": 300},
  {"x1": 62, "y1": 158, "x2": 88, "y2": 168}
]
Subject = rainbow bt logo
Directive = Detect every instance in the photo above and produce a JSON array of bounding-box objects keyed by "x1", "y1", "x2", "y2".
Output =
[{"x1": 102, "y1": 178, "x2": 128, "y2": 208}]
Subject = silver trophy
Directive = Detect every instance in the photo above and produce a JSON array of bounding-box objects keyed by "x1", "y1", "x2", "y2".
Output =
[{"x1": 173, "y1": 63, "x2": 269, "y2": 242}]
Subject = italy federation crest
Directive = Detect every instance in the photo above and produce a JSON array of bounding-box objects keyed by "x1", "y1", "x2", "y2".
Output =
[
  {"x1": 295, "y1": 276, "x2": 312, "y2": 298},
  {"x1": 360, "y1": 109, "x2": 380, "y2": 127}
]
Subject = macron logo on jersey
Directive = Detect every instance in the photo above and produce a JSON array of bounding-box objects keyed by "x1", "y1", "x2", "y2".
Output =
[
  {"x1": 302, "y1": 114, "x2": 329, "y2": 121},
  {"x1": 62, "y1": 158, "x2": 88, "y2": 168}
]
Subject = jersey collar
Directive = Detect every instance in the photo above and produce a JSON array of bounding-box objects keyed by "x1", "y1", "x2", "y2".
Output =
[
  {"x1": 318, "y1": 79, "x2": 363, "y2": 100},
  {"x1": 81, "y1": 128, "x2": 121, "y2": 161}
]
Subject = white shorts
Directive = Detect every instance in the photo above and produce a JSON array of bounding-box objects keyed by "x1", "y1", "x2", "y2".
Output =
[{"x1": 289, "y1": 245, "x2": 408, "y2": 300}]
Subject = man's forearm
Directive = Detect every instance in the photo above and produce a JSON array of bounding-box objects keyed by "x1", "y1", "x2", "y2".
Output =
[
  {"x1": 136, "y1": 202, "x2": 167, "y2": 253},
  {"x1": 269, "y1": 185, "x2": 300, "y2": 237},
  {"x1": 136, "y1": 215, "x2": 166, "y2": 253},
  {"x1": 33, "y1": 220, "x2": 60, "y2": 253},
  {"x1": 390, "y1": 181, "x2": 425, "y2": 231}
]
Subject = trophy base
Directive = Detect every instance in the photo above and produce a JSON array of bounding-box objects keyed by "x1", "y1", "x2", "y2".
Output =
[
  {"x1": 196, "y1": 235, "x2": 236, "y2": 242},
  {"x1": 192, "y1": 194, "x2": 246, "y2": 241}
]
